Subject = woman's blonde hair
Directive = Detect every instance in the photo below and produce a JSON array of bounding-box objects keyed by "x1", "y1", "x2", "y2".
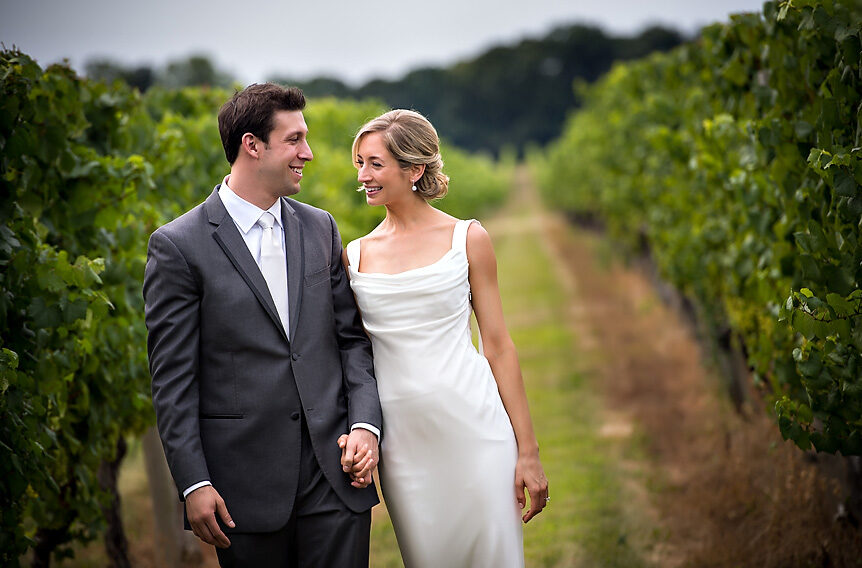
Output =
[{"x1": 352, "y1": 109, "x2": 449, "y2": 200}]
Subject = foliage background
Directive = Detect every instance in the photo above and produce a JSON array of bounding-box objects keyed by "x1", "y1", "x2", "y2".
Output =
[{"x1": 533, "y1": 0, "x2": 862, "y2": 455}]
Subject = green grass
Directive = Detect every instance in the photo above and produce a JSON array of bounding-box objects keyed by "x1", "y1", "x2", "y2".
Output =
[
  {"x1": 369, "y1": 498, "x2": 403, "y2": 567},
  {"x1": 494, "y1": 213, "x2": 647, "y2": 568}
]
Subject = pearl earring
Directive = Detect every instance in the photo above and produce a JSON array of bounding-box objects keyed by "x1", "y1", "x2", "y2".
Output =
[{"x1": 411, "y1": 184, "x2": 418, "y2": 192}]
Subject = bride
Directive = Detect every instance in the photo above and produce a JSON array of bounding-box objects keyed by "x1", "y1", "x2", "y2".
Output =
[{"x1": 339, "y1": 109, "x2": 548, "y2": 567}]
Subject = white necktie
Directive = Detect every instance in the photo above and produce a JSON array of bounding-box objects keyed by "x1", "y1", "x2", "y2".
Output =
[{"x1": 257, "y1": 212, "x2": 289, "y2": 335}]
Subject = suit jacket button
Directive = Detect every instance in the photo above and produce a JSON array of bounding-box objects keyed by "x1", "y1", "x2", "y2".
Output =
[
  {"x1": 290, "y1": 412, "x2": 300, "y2": 421},
  {"x1": 291, "y1": 353, "x2": 299, "y2": 361}
]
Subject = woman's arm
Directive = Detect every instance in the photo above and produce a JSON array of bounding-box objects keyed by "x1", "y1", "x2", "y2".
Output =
[{"x1": 466, "y1": 222, "x2": 549, "y2": 523}]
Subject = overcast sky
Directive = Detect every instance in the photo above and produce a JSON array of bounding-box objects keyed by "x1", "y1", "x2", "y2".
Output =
[{"x1": 1, "y1": 0, "x2": 766, "y2": 86}]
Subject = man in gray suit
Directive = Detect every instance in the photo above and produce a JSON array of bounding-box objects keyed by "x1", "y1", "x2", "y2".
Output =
[{"x1": 143, "y1": 83, "x2": 382, "y2": 567}]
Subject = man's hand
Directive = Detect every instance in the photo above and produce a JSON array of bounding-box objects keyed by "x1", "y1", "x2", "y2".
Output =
[
  {"x1": 185, "y1": 485, "x2": 235, "y2": 548},
  {"x1": 336, "y1": 428, "x2": 378, "y2": 488}
]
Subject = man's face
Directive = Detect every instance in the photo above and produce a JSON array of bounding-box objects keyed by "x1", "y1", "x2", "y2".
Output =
[{"x1": 258, "y1": 110, "x2": 313, "y2": 197}]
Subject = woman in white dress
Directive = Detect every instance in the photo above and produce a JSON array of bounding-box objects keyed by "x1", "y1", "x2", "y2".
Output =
[{"x1": 338, "y1": 109, "x2": 548, "y2": 567}]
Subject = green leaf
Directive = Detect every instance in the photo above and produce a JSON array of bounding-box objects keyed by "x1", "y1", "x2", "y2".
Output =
[
  {"x1": 721, "y1": 53, "x2": 749, "y2": 86},
  {"x1": 36, "y1": 262, "x2": 66, "y2": 293},
  {"x1": 0, "y1": 224, "x2": 22, "y2": 255},
  {"x1": 825, "y1": 152, "x2": 852, "y2": 167},
  {"x1": 0, "y1": 348, "x2": 19, "y2": 370},
  {"x1": 798, "y1": 352, "x2": 823, "y2": 377},
  {"x1": 794, "y1": 232, "x2": 814, "y2": 253},
  {"x1": 9, "y1": 453, "x2": 24, "y2": 476},
  {"x1": 834, "y1": 23, "x2": 857, "y2": 42},
  {"x1": 802, "y1": 369, "x2": 833, "y2": 391},
  {"x1": 832, "y1": 168, "x2": 858, "y2": 197},
  {"x1": 807, "y1": 148, "x2": 830, "y2": 170},
  {"x1": 796, "y1": 402, "x2": 814, "y2": 424},
  {"x1": 786, "y1": 420, "x2": 811, "y2": 450},
  {"x1": 802, "y1": 294, "x2": 826, "y2": 311},
  {"x1": 792, "y1": 311, "x2": 817, "y2": 339},
  {"x1": 62, "y1": 298, "x2": 88, "y2": 324},
  {"x1": 826, "y1": 293, "x2": 854, "y2": 316},
  {"x1": 819, "y1": 98, "x2": 840, "y2": 130},
  {"x1": 827, "y1": 317, "x2": 851, "y2": 338},
  {"x1": 799, "y1": 254, "x2": 822, "y2": 280},
  {"x1": 810, "y1": 432, "x2": 838, "y2": 453},
  {"x1": 28, "y1": 297, "x2": 62, "y2": 329}
]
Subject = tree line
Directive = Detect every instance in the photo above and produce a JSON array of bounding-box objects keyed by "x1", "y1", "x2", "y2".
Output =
[{"x1": 86, "y1": 24, "x2": 687, "y2": 156}]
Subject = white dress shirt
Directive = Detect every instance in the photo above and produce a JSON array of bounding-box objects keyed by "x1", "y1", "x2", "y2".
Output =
[{"x1": 219, "y1": 179, "x2": 286, "y2": 269}]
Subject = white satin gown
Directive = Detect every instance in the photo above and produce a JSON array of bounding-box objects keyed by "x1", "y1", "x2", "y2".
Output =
[{"x1": 346, "y1": 219, "x2": 524, "y2": 567}]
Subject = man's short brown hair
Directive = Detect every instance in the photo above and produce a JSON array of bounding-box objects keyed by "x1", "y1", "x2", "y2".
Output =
[{"x1": 218, "y1": 83, "x2": 306, "y2": 164}]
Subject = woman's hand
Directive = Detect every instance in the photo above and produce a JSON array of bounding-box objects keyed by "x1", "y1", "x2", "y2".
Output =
[
  {"x1": 515, "y1": 451, "x2": 549, "y2": 523},
  {"x1": 337, "y1": 431, "x2": 378, "y2": 488}
]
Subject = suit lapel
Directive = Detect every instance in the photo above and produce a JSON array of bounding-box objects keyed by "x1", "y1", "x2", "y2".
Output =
[
  {"x1": 281, "y1": 197, "x2": 304, "y2": 343},
  {"x1": 206, "y1": 188, "x2": 289, "y2": 342}
]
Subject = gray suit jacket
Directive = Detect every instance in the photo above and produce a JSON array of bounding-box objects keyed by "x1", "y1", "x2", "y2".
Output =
[{"x1": 143, "y1": 187, "x2": 381, "y2": 533}]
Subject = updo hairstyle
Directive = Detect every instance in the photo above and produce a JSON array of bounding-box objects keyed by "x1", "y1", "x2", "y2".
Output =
[{"x1": 352, "y1": 109, "x2": 450, "y2": 200}]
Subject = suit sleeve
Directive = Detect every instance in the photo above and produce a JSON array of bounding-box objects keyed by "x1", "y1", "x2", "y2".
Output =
[
  {"x1": 326, "y1": 214, "x2": 383, "y2": 434},
  {"x1": 143, "y1": 229, "x2": 210, "y2": 499}
]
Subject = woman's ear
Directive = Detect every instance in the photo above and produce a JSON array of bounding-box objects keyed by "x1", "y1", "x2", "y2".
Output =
[{"x1": 411, "y1": 163, "x2": 426, "y2": 182}]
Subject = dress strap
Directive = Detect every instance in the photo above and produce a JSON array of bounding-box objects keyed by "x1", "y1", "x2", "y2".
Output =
[
  {"x1": 452, "y1": 219, "x2": 478, "y2": 254},
  {"x1": 345, "y1": 239, "x2": 361, "y2": 270}
]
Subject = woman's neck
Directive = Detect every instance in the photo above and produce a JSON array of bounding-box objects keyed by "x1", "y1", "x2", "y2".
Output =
[{"x1": 380, "y1": 198, "x2": 442, "y2": 232}]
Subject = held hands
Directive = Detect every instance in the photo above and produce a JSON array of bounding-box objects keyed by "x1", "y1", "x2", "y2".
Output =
[
  {"x1": 337, "y1": 429, "x2": 379, "y2": 489},
  {"x1": 185, "y1": 485, "x2": 235, "y2": 548},
  {"x1": 515, "y1": 451, "x2": 549, "y2": 523}
]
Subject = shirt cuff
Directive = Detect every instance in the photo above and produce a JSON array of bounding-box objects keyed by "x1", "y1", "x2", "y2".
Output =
[
  {"x1": 351, "y1": 422, "x2": 380, "y2": 440},
  {"x1": 183, "y1": 480, "x2": 212, "y2": 499}
]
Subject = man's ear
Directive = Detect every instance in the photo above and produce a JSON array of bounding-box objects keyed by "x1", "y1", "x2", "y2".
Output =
[{"x1": 240, "y1": 132, "x2": 260, "y2": 159}]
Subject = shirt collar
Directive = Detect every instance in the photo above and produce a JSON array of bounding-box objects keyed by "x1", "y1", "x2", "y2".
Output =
[{"x1": 218, "y1": 175, "x2": 283, "y2": 234}]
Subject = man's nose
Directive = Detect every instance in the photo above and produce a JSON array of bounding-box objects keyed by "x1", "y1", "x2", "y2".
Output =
[{"x1": 300, "y1": 141, "x2": 313, "y2": 161}]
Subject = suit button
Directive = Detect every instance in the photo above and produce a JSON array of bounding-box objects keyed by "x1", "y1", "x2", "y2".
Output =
[
  {"x1": 291, "y1": 353, "x2": 299, "y2": 361},
  {"x1": 290, "y1": 412, "x2": 300, "y2": 421}
]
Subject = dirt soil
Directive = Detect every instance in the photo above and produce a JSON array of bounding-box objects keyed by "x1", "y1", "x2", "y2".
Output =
[{"x1": 531, "y1": 170, "x2": 862, "y2": 567}]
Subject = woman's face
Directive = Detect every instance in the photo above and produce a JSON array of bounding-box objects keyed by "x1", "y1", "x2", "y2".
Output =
[{"x1": 355, "y1": 132, "x2": 413, "y2": 205}]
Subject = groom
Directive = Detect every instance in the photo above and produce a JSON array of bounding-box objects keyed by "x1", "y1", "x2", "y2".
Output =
[{"x1": 143, "y1": 83, "x2": 382, "y2": 567}]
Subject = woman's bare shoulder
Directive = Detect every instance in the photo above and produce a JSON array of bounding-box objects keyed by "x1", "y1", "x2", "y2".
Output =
[{"x1": 466, "y1": 220, "x2": 493, "y2": 250}]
